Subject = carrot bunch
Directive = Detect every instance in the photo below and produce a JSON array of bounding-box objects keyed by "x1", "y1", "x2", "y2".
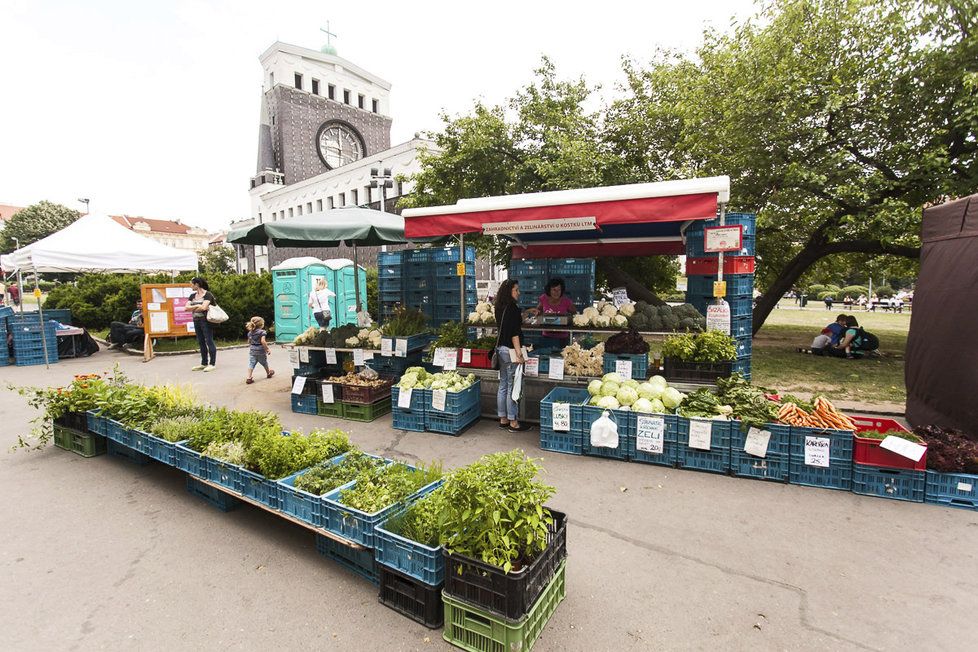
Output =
[{"x1": 778, "y1": 396, "x2": 855, "y2": 430}]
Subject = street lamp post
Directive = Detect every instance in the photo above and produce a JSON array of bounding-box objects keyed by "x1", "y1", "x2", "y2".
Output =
[
  {"x1": 371, "y1": 166, "x2": 394, "y2": 258},
  {"x1": 11, "y1": 236, "x2": 24, "y2": 314},
  {"x1": 78, "y1": 198, "x2": 90, "y2": 214}
]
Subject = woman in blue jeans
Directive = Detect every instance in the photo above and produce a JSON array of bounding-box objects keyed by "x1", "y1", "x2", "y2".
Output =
[
  {"x1": 186, "y1": 277, "x2": 218, "y2": 371},
  {"x1": 494, "y1": 279, "x2": 531, "y2": 432}
]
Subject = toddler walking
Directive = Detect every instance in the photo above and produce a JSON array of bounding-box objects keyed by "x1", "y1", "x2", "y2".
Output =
[{"x1": 246, "y1": 317, "x2": 274, "y2": 384}]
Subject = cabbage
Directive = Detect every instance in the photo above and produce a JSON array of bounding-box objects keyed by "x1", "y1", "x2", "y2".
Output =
[
  {"x1": 619, "y1": 303, "x2": 636, "y2": 317},
  {"x1": 587, "y1": 379, "x2": 604, "y2": 396},
  {"x1": 602, "y1": 372, "x2": 624, "y2": 383},
  {"x1": 600, "y1": 381, "x2": 620, "y2": 397},
  {"x1": 616, "y1": 386, "x2": 639, "y2": 406},
  {"x1": 398, "y1": 373, "x2": 419, "y2": 389},
  {"x1": 648, "y1": 375, "x2": 668, "y2": 388},
  {"x1": 650, "y1": 398, "x2": 665, "y2": 413},
  {"x1": 632, "y1": 398, "x2": 654, "y2": 413},
  {"x1": 589, "y1": 396, "x2": 602, "y2": 405},
  {"x1": 601, "y1": 304, "x2": 618, "y2": 317},
  {"x1": 622, "y1": 379, "x2": 640, "y2": 389},
  {"x1": 636, "y1": 382, "x2": 662, "y2": 400},
  {"x1": 612, "y1": 315, "x2": 628, "y2": 328},
  {"x1": 661, "y1": 387, "x2": 684, "y2": 409},
  {"x1": 597, "y1": 395, "x2": 620, "y2": 410}
]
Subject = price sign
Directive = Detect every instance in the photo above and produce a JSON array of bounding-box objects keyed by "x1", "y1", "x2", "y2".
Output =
[
  {"x1": 552, "y1": 403, "x2": 571, "y2": 432},
  {"x1": 615, "y1": 359, "x2": 633, "y2": 379},
  {"x1": 744, "y1": 427, "x2": 771, "y2": 458},
  {"x1": 397, "y1": 387, "x2": 413, "y2": 409},
  {"x1": 879, "y1": 435, "x2": 927, "y2": 462},
  {"x1": 289, "y1": 349, "x2": 300, "y2": 369},
  {"x1": 958, "y1": 481, "x2": 974, "y2": 493},
  {"x1": 706, "y1": 302, "x2": 731, "y2": 335},
  {"x1": 548, "y1": 357, "x2": 565, "y2": 380},
  {"x1": 352, "y1": 348, "x2": 365, "y2": 366},
  {"x1": 524, "y1": 357, "x2": 539, "y2": 377},
  {"x1": 364, "y1": 350, "x2": 375, "y2": 360},
  {"x1": 299, "y1": 347, "x2": 310, "y2": 363},
  {"x1": 431, "y1": 389, "x2": 447, "y2": 412},
  {"x1": 321, "y1": 383, "x2": 335, "y2": 404},
  {"x1": 443, "y1": 350, "x2": 457, "y2": 370},
  {"x1": 395, "y1": 338, "x2": 408, "y2": 358},
  {"x1": 461, "y1": 349, "x2": 472, "y2": 364},
  {"x1": 325, "y1": 348, "x2": 337, "y2": 365},
  {"x1": 380, "y1": 338, "x2": 392, "y2": 357},
  {"x1": 432, "y1": 348, "x2": 447, "y2": 367},
  {"x1": 636, "y1": 415, "x2": 665, "y2": 454},
  {"x1": 612, "y1": 286, "x2": 630, "y2": 307},
  {"x1": 688, "y1": 419, "x2": 713, "y2": 450},
  {"x1": 291, "y1": 376, "x2": 307, "y2": 395},
  {"x1": 704, "y1": 225, "x2": 744, "y2": 252},
  {"x1": 804, "y1": 436, "x2": 831, "y2": 468}
]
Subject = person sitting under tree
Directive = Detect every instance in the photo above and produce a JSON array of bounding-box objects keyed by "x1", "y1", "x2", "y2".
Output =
[{"x1": 107, "y1": 301, "x2": 145, "y2": 350}]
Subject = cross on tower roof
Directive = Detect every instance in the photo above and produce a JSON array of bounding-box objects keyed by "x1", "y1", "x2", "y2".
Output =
[{"x1": 320, "y1": 21, "x2": 337, "y2": 55}]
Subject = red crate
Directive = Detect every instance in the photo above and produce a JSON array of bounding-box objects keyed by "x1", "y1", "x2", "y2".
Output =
[
  {"x1": 850, "y1": 415, "x2": 926, "y2": 471},
  {"x1": 685, "y1": 256, "x2": 755, "y2": 275},
  {"x1": 457, "y1": 348, "x2": 492, "y2": 369},
  {"x1": 338, "y1": 378, "x2": 394, "y2": 405}
]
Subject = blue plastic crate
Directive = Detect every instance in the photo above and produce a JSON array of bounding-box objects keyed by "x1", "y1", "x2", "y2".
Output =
[
  {"x1": 13, "y1": 352, "x2": 57, "y2": 366},
  {"x1": 730, "y1": 450, "x2": 789, "y2": 482},
  {"x1": 686, "y1": 274, "x2": 754, "y2": 298},
  {"x1": 375, "y1": 502, "x2": 446, "y2": 586},
  {"x1": 509, "y1": 260, "x2": 549, "y2": 277},
  {"x1": 139, "y1": 432, "x2": 176, "y2": 465},
  {"x1": 686, "y1": 212, "x2": 756, "y2": 236},
  {"x1": 41, "y1": 308, "x2": 72, "y2": 324},
  {"x1": 175, "y1": 441, "x2": 206, "y2": 477},
  {"x1": 730, "y1": 422, "x2": 790, "y2": 456},
  {"x1": 380, "y1": 289, "x2": 403, "y2": 303},
  {"x1": 378, "y1": 251, "x2": 403, "y2": 267},
  {"x1": 924, "y1": 471, "x2": 978, "y2": 511},
  {"x1": 581, "y1": 405, "x2": 632, "y2": 460},
  {"x1": 107, "y1": 439, "x2": 152, "y2": 466},
  {"x1": 731, "y1": 316, "x2": 752, "y2": 339},
  {"x1": 735, "y1": 337, "x2": 752, "y2": 359},
  {"x1": 381, "y1": 333, "x2": 433, "y2": 354},
  {"x1": 688, "y1": 294, "x2": 753, "y2": 319},
  {"x1": 676, "y1": 417, "x2": 731, "y2": 474},
  {"x1": 435, "y1": 304, "x2": 476, "y2": 321},
  {"x1": 432, "y1": 288, "x2": 477, "y2": 306},
  {"x1": 789, "y1": 456, "x2": 852, "y2": 490},
  {"x1": 323, "y1": 474, "x2": 442, "y2": 548},
  {"x1": 852, "y1": 464, "x2": 925, "y2": 502},
  {"x1": 128, "y1": 428, "x2": 150, "y2": 454},
  {"x1": 733, "y1": 359, "x2": 751, "y2": 378},
  {"x1": 86, "y1": 411, "x2": 107, "y2": 436},
  {"x1": 549, "y1": 258, "x2": 596, "y2": 277},
  {"x1": 315, "y1": 534, "x2": 378, "y2": 585},
  {"x1": 104, "y1": 419, "x2": 132, "y2": 446},
  {"x1": 205, "y1": 457, "x2": 246, "y2": 493},
  {"x1": 0, "y1": 305, "x2": 13, "y2": 319},
  {"x1": 404, "y1": 249, "x2": 433, "y2": 264},
  {"x1": 602, "y1": 354, "x2": 649, "y2": 381},
  {"x1": 186, "y1": 476, "x2": 240, "y2": 512},
  {"x1": 539, "y1": 387, "x2": 590, "y2": 455},
  {"x1": 434, "y1": 275, "x2": 476, "y2": 292},
  {"x1": 278, "y1": 452, "x2": 389, "y2": 527},
  {"x1": 430, "y1": 246, "x2": 476, "y2": 263},
  {"x1": 627, "y1": 412, "x2": 680, "y2": 467},
  {"x1": 426, "y1": 402, "x2": 480, "y2": 435},
  {"x1": 428, "y1": 382, "x2": 480, "y2": 416},
  {"x1": 392, "y1": 409, "x2": 426, "y2": 432},
  {"x1": 686, "y1": 234, "x2": 756, "y2": 257},
  {"x1": 789, "y1": 426, "x2": 854, "y2": 460},
  {"x1": 240, "y1": 468, "x2": 279, "y2": 509},
  {"x1": 291, "y1": 393, "x2": 318, "y2": 415}
]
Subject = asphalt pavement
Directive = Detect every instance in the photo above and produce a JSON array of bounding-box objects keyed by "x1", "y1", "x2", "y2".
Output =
[{"x1": 1, "y1": 346, "x2": 975, "y2": 651}]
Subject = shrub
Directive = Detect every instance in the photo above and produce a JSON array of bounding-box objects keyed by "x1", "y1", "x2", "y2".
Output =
[
  {"x1": 875, "y1": 285, "x2": 896, "y2": 298},
  {"x1": 817, "y1": 291, "x2": 837, "y2": 300},
  {"x1": 840, "y1": 285, "x2": 868, "y2": 298}
]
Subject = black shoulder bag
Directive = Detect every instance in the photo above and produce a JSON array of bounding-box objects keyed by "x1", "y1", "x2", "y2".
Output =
[{"x1": 490, "y1": 305, "x2": 508, "y2": 371}]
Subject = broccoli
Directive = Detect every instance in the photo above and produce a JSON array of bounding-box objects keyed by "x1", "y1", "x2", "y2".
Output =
[
  {"x1": 635, "y1": 301, "x2": 651, "y2": 315},
  {"x1": 661, "y1": 313, "x2": 680, "y2": 331},
  {"x1": 679, "y1": 317, "x2": 702, "y2": 332},
  {"x1": 677, "y1": 303, "x2": 702, "y2": 320},
  {"x1": 647, "y1": 314, "x2": 665, "y2": 331},
  {"x1": 630, "y1": 313, "x2": 650, "y2": 331}
]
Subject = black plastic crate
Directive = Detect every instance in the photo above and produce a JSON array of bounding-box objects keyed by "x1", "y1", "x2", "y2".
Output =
[
  {"x1": 443, "y1": 509, "x2": 567, "y2": 621},
  {"x1": 664, "y1": 357, "x2": 733, "y2": 383},
  {"x1": 377, "y1": 563, "x2": 444, "y2": 629},
  {"x1": 54, "y1": 411, "x2": 90, "y2": 432}
]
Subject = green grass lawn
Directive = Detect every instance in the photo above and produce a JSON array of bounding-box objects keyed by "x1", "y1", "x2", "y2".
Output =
[
  {"x1": 88, "y1": 328, "x2": 240, "y2": 353},
  {"x1": 751, "y1": 301, "x2": 911, "y2": 407}
]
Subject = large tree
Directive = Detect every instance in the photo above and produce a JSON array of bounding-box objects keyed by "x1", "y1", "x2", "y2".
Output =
[
  {"x1": 606, "y1": 0, "x2": 977, "y2": 332},
  {"x1": 1, "y1": 201, "x2": 81, "y2": 252}
]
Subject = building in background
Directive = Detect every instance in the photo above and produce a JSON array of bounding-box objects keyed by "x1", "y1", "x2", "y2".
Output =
[
  {"x1": 111, "y1": 215, "x2": 216, "y2": 252},
  {"x1": 0, "y1": 203, "x2": 25, "y2": 232}
]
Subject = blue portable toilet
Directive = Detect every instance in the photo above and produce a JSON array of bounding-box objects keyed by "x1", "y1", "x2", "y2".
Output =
[
  {"x1": 272, "y1": 257, "x2": 325, "y2": 342},
  {"x1": 322, "y1": 258, "x2": 367, "y2": 327}
]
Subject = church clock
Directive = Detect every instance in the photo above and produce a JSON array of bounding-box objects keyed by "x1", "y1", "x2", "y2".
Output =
[{"x1": 316, "y1": 121, "x2": 365, "y2": 169}]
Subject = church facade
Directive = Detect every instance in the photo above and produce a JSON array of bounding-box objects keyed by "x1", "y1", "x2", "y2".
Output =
[{"x1": 233, "y1": 40, "x2": 435, "y2": 273}]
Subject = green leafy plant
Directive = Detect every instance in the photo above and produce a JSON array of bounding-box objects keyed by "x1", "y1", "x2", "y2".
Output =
[
  {"x1": 150, "y1": 415, "x2": 200, "y2": 443},
  {"x1": 244, "y1": 428, "x2": 351, "y2": 480},
  {"x1": 381, "y1": 305, "x2": 428, "y2": 337},
  {"x1": 662, "y1": 331, "x2": 736, "y2": 363},
  {"x1": 857, "y1": 429, "x2": 923, "y2": 444},
  {"x1": 339, "y1": 461, "x2": 443, "y2": 513},
  {"x1": 293, "y1": 449, "x2": 385, "y2": 495},
  {"x1": 386, "y1": 488, "x2": 448, "y2": 548},
  {"x1": 202, "y1": 440, "x2": 248, "y2": 465}
]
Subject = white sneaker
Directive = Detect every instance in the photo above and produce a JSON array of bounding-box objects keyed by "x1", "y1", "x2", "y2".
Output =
[
  {"x1": 203, "y1": 365, "x2": 215, "y2": 372},
  {"x1": 192, "y1": 364, "x2": 206, "y2": 371}
]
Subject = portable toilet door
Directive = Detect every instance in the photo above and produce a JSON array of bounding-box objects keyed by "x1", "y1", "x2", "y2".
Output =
[
  {"x1": 299, "y1": 261, "x2": 334, "y2": 330},
  {"x1": 323, "y1": 258, "x2": 366, "y2": 327},
  {"x1": 272, "y1": 257, "x2": 323, "y2": 341}
]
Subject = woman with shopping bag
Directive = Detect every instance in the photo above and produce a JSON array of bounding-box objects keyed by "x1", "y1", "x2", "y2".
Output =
[
  {"x1": 493, "y1": 279, "x2": 532, "y2": 432},
  {"x1": 185, "y1": 276, "x2": 223, "y2": 372}
]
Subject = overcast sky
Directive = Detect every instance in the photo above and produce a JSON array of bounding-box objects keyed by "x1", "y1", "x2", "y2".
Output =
[{"x1": 0, "y1": 0, "x2": 757, "y2": 232}]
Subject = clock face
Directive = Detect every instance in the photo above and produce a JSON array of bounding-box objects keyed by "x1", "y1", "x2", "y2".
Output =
[{"x1": 316, "y1": 122, "x2": 364, "y2": 168}]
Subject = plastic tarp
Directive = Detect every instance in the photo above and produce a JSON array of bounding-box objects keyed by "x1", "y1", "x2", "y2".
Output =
[
  {"x1": 227, "y1": 207, "x2": 410, "y2": 247},
  {"x1": 0, "y1": 213, "x2": 198, "y2": 273},
  {"x1": 905, "y1": 195, "x2": 978, "y2": 437}
]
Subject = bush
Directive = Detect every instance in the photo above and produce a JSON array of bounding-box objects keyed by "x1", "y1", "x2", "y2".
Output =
[
  {"x1": 817, "y1": 291, "x2": 838, "y2": 300},
  {"x1": 806, "y1": 284, "x2": 827, "y2": 296},
  {"x1": 840, "y1": 285, "x2": 868, "y2": 298},
  {"x1": 875, "y1": 286, "x2": 896, "y2": 298}
]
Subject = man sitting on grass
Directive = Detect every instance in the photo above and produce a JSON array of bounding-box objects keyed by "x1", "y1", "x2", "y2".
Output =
[{"x1": 107, "y1": 301, "x2": 145, "y2": 350}]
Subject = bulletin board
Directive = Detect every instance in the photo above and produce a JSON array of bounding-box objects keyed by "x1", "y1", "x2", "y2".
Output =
[{"x1": 140, "y1": 283, "x2": 196, "y2": 338}]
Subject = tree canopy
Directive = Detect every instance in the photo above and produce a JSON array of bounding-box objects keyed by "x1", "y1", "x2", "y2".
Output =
[{"x1": 1, "y1": 201, "x2": 81, "y2": 252}]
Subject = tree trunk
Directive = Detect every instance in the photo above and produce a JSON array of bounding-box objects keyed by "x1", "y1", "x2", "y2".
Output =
[
  {"x1": 752, "y1": 239, "x2": 921, "y2": 335},
  {"x1": 596, "y1": 259, "x2": 666, "y2": 306}
]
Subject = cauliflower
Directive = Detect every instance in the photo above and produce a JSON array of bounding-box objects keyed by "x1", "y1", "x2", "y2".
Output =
[
  {"x1": 572, "y1": 314, "x2": 589, "y2": 327},
  {"x1": 619, "y1": 303, "x2": 636, "y2": 317},
  {"x1": 582, "y1": 306, "x2": 599, "y2": 321},
  {"x1": 601, "y1": 304, "x2": 618, "y2": 318},
  {"x1": 612, "y1": 314, "x2": 628, "y2": 328},
  {"x1": 595, "y1": 315, "x2": 612, "y2": 328},
  {"x1": 345, "y1": 337, "x2": 360, "y2": 347},
  {"x1": 368, "y1": 329, "x2": 382, "y2": 339},
  {"x1": 480, "y1": 312, "x2": 496, "y2": 325},
  {"x1": 596, "y1": 300, "x2": 608, "y2": 311},
  {"x1": 468, "y1": 312, "x2": 480, "y2": 324},
  {"x1": 358, "y1": 329, "x2": 369, "y2": 338}
]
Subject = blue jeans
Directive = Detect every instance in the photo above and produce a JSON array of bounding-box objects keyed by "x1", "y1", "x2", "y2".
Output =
[
  {"x1": 194, "y1": 319, "x2": 216, "y2": 365},
  {"x1": 496, "y1": 346, "x2": 520, "y2": 421},
  {"x1": 249, "y1": 351, "x2": 269, "y2": 371}
]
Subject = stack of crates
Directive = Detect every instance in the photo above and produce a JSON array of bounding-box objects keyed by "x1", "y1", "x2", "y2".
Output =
[
  {"x1": 378, "y1": 247, "x2": 477, "y2": 327},
  {"x1": 7, "y1": 314, "x2": 59, "y2": 366},
  {"x1": 684, "y1": 213, "x2": 756, "y2": 379},
  {"x1": 0, "y1": 309, "x2": 8, "y2": 366},
  {"x1": 509, "y1": 258, "x2": 595, "y2": 312}
]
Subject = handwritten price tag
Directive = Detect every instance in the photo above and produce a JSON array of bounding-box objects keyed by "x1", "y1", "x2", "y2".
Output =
[
  {"x1": 299, "y1": 347, "x2": 309, "y2": 363},
  {"x1": 432, "y1": 348, "x2": 447, "y2": 367},
  {"x1": 461, "y1": 349, "x2": 472, "y2": 364},
  {"x1": 325, "y1": 348, "x2": 337, "y2": 365},
  {"x1": 380, "y1": 338, "x2": 392, "y2": 357},
  {"x1": 431, "y1": 389, "x2": 447, "y2": 412},
  {"x1": 443, "y1": 350, "x2": 457, "y2": 370},
  {"x1": 289, "y1": 349, "x2": 300, "y2": 369},
  {"x1": 687, "y1": 419, "x2": 713, "y2": 450},
  {"x1": 352, "y1": 349, "x2": 365, "y2": 366},
  {"x1": 552, "y1": 403, "x2": 571, "y2": 432},
  {"x1": 397, "y1": 387, "x2": 413, "y2": 409},
  {"x1": 636, "y1": 415, "x2": 665, "y2": 454},
  {"x1": 395, "y1": 338, "x2": 408, "y2": 358},
  {"x1": 615, "y1": 358, "x2": 633, "y2": 379},
  {"x1": 804, "y1": 436, "x2": 831, "y2": 468},
  {"x1": 524, "y1": 358, "x2": 539, "y2": 377},
  {"x1": 548, "y1": 357, "x2": 565, "y2": 380},
  {"x1": 321, "y1": 383, "x2": 334, "y2": 404},
  {"x1": 744, "y1": 427, "x2": 771, "y2": 458},
  {"x1": 291, "y1": 376, "x2": 307, "y2": 395}
]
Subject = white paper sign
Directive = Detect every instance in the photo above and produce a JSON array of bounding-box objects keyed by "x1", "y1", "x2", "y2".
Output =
[
  {"x1": 291, "y1": 376, "x2": 307, "y2": 395},
  {"x1": 299, "y1": 348, "x2": 309, "y2": 363},
  {"x1": 744, "y1": 427, "x2": 771, "y2": 458},
  {"x1": 552, "y1": 403, "x2": 571, "y2": 432},
  {"x1": 688, "y1": 419, "x2": 713, "y2": 450},
  {"x1": 804, "y1": 436, "x2": 831, "y2": 468},
  {"x1": 397, "y1": 387, "x2": 413, "y2": 409},
  {"x1": 612, "y1": 287, "x2": 630, "y2": 308},
  {"x1": 381, "y1": 338, "x2": 392, "y2": 357},
  {"x1": 289, "y1": 349, "x2": 300, "y2": 369},
  {"x1": 186, "y1": 322, "x2": 195, "y2": 333},
  {"x1": 704, "y1": 225, "x2": 743, "y2": 252},
  {"x1": 147, "y1": 302, "x2": 161, "y2": 311},
  {"x1": 431, "y1": 389, "x2": 447, "y2": 412},
  {"x1": 321, "y1": 383, "x2": 334, "y2": 404},
  {"x1": 149, "y1": 312, "x2": 169, "y2": 333},
  {"x1": 524, "y1": 357, "x2": 539, "y2": 377},
  {"x1": 395, "y1": 338, "x2": 408, "y2": 358},
  {"x1": 352, "y1": 349, "x2": 365, "y2": 366},
  {"x1": 548, "y1": 357, "x2": 565, "y2": 380},
  {"x1": 615, "y1": 359, "x2": 633, "y2": 379},
  {"x1": 461, "y1": 349, "x2": 472, "y2": 364},
  {"x1": 432, "y1": 348, "x2": 447, "y2": 367},
  {"x1": 706, "y1": 302, "x2": 732, "y2": 335},
  {"x1": 325, "y1": 348, "x2": 337, "y2": 365},
  {"x1": 879, "y1": 435, "x2": 927, "y2": 462},
  {"x1": 957, "y1": 482, "x2": 973, "y2": 493},
  {"x1": 636, "y1": 415, "x2": 665, "y2": 454},
  {"x1": 364, "y1": 350, "x2": 375, "y2": 360},
  {"x1": 443, "y1": 350, "x2": 458, "y2": 370}
]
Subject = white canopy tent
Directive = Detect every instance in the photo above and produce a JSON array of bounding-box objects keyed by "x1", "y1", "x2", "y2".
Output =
[{"x1": 0, "y1": 213, "x2": 199, "y2": 273}]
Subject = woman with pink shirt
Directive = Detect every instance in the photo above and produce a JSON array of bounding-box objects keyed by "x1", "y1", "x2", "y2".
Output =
[{"x1": 530, "y1": 278, "x2": 576, "y2": 351}]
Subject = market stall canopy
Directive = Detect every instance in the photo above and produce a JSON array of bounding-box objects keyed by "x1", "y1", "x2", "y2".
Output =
[
  {"x1": 401, "y1": 176, "x2": 730, "y2": 258},
  {"x1": 227, "y1": 207, "x2": 411, "y2": 247},
  {"x1": 906, "y1": 194, "x2": 978, "y2": 438},
  {"x1": 0, "y1": 212, "x2": 199, "y2": 273}
]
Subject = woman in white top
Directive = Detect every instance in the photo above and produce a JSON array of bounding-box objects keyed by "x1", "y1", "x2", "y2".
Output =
[{"x1": 308, "y1": 277, "x2": 335, "y2": 328}]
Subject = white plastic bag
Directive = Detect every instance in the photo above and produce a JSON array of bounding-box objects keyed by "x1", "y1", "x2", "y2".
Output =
[
  {"x1": 590, "y1": 410, "x2": 620, "y2": 449},
  {"x1": 511, "y1": 363, "x2": 524, "y2": 403}
]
